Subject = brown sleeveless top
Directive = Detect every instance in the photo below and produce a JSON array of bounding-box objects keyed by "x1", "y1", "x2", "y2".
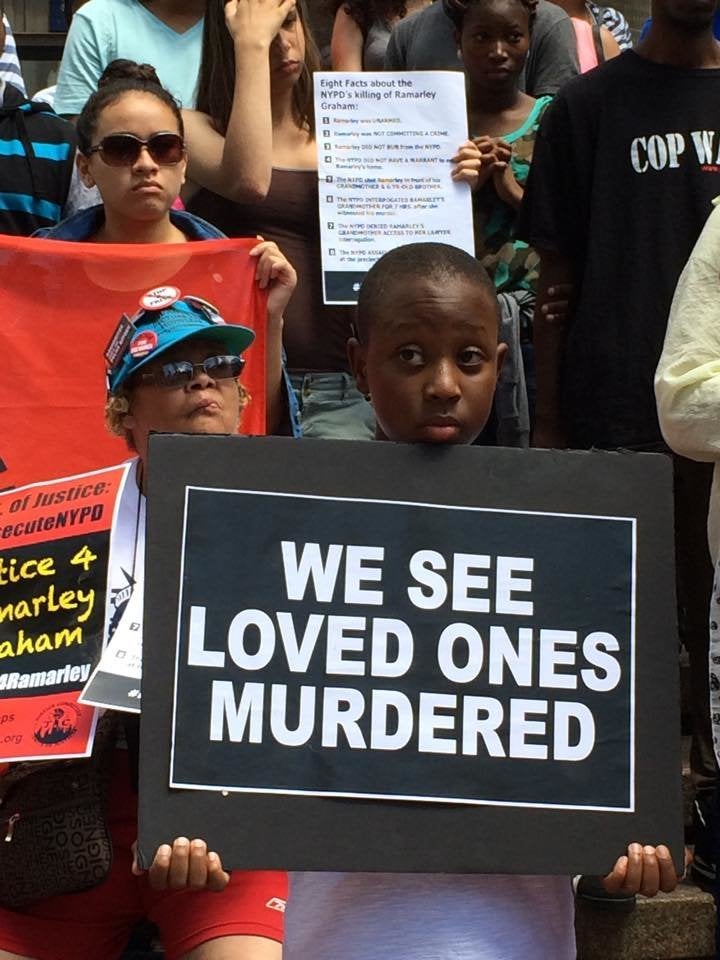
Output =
[{"x1": 188, "y1": 168, "x2": 355, "y2": 372}]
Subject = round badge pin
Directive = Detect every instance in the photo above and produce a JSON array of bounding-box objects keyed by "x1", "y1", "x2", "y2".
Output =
[
  {"x1": 129, "y1": 330, "x2": 159, "y2": 358},
  {"x1": 139, "y1": 286, "x2": 181, "y2": 311}
]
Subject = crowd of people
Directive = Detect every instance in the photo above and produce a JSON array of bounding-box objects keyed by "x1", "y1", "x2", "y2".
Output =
[{"x1": 0, "y1": 0, "x2": 719, "y2": 953}]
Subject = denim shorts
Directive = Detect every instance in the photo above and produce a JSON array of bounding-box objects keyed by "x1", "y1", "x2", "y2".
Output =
[{"x1": 289, "y1": 372, "x2": 375, "y2": 440}]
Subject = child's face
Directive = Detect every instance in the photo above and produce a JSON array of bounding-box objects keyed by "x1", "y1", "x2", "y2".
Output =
[
  {"x1": 350, "y1": 275, "x2": 506, "y2": 445},
  {"x1": 77, "y1": 91, "x2": 187, "y2": 223},
  {"x1": 458, "y1": 0, "x2": 530, "y2": 88}
]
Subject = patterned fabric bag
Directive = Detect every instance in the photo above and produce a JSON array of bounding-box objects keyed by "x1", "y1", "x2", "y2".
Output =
[{"x1": 0, "y1": 716, "x2": 115, "y2": 909}]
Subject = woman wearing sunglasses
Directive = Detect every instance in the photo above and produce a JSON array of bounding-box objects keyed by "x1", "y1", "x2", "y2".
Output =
[
  {"x1": 0, "y1": 291, "x2": 288, "y2": 960},
  {"x1": 37, "y1": 59, "x2": 213, "y2": 244},
  {"x1": 36, "y1": 58, "x2": 298, "y2": 435}
]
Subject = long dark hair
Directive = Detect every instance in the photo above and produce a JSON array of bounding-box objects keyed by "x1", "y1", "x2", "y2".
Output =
[
  {"x1": 196, "y1": 0, "x2": 320, "y2": 137},
  {"x1": 76, "y1": 60, "x2": 184, "y2": 155},
  {"x1": 328, "y1": 0, "x2": 408, "y2": 35}
]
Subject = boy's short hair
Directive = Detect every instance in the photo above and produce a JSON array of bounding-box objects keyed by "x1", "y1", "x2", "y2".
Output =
[{"x1": 356, "y1": 243, "x2": 499, "y2": 342}]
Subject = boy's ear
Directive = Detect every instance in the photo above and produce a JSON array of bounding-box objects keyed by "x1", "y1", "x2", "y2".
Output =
[{"x1": 347, "y1": 336, "x2": 369, "y2": 398}]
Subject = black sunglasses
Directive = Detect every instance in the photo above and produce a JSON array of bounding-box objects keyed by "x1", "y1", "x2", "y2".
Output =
[
  {"x1": 87, "y1": 132, "x2": 186, "y2": 167},
  {"x1": 138, "y1": 355, "x2": 245, "y2": 389}
]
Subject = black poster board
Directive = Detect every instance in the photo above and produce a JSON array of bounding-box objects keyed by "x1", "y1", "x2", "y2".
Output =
[{"x1": 138, "y1": 436, "x2": 683, "y2": 876}]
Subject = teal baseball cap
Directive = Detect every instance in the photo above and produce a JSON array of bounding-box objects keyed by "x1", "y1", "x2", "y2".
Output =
[{"x1": 105, "y1": 286, "x2": 255, "y2": 394}]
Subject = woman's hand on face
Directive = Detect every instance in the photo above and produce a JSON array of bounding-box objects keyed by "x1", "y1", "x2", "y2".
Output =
[
  {"x1": 451, "y1": 139, "x2": 494, "y2": 192},
  {"x1": 132, "y1": 838, "x2": 230, "y2": 892},
  {"x1": 250, "y1": 236, "x2": 297, "y2": 324},
  {"x1": 224, "y1": 0, "x2": 296, "y2": 50}
]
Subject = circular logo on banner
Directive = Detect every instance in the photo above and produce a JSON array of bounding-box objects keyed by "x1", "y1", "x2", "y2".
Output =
[
  {"x1": 129, "y1": 330, "x2": 159, "y2": 358},
  {"x1": 139, "y1": 286, "x2": 181, "y2": 311},
  {"x1": 33, "y1": 702, "x2": 80, "y2": 746}
]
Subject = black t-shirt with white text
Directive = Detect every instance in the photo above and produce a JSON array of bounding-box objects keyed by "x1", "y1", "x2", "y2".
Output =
[{"x1": 518, "y1": 51, "x2": 720, "y2": 448}]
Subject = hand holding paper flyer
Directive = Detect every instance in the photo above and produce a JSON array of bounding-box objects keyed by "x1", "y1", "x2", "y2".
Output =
[{"x1": 315, "y1": 71, "x2": 474, "y2": 304}]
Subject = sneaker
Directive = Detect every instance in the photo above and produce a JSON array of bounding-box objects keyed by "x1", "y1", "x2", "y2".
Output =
[{"x1": 573, "y1": 874, "x2": 637, "y2": 911}]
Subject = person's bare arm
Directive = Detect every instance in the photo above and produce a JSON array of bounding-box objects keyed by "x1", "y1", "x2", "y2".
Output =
[
  {"x1": 330, "y1": 5, "x2": 364, "y2": 70},
  {"x1": 183, "y1": 0, "x2": 295, "y2": 203},
  {"x1": 532, "y1": 249, "x2": 573, "y2": 449},
  {"x1": 250, "y1": 239, "x2": 297, "y2": 434},
  {"x1": 600, "y1": 24, "x2": 621, "y2": 61}
]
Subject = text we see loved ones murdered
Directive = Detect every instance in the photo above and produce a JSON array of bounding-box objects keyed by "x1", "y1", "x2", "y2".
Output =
[{"x1": 171, "y1": 486, "x2": 634, "y2": 812}]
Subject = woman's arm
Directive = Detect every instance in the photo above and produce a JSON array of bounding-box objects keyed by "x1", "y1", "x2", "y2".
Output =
[
  {"x1": 656, "y1": 206, "x2": 720, "y2": 462},
  {"x1": 599, "y1": 25, "x2": 621, "y2": 61},
  {"x1": 330, "y1": 5, "x2": 364, "y2": 71},
  {"x1": 250, "y1": 239, "x2": 297, "y2": 434},
  {"x1": 183, "y1": 0, "x2": 295, "y2": 203}
]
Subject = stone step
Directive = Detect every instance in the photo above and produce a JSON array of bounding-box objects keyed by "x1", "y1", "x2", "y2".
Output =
[{"x1": 575, "y1": 879, "x2": 715, "y2": 959}]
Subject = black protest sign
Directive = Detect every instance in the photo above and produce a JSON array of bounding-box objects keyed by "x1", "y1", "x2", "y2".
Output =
[{"x1": 139, "y1": 437, "x2": 682, "y2": 875}]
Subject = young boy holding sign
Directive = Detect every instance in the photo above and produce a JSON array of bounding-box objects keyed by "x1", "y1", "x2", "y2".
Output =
[{"x1": 279, "y1": 242, "x2": 682, "y2": 958}]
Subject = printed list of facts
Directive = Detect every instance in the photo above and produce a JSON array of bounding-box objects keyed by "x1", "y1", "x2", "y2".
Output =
[{"x1": 314, "y1": 71, "x2": 475, "y2": 305}]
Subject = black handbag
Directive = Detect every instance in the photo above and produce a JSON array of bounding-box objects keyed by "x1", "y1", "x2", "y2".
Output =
[{"x1": 0, "y1": 716, "x2": 116, "y2": 909}]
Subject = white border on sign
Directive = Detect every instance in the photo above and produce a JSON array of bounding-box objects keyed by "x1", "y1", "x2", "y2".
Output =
[{"x1": 169, "y1": 487, "x2": 637, "y2": 812}]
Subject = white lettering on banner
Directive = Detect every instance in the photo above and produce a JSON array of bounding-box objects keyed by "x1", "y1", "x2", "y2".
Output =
[
  {"x1": 321, "y1": 687, "x2": 366, "y2": 747},
  {"x1": 281, "y1": 541, "x2": 344, "y2": 602},
  {"x1": 487, "y1": 626, "x2": 533, "y2": 687},
  {"x1": 207, "y1": 680, "x2": 597, "y2": 761},
  {"x1": 326, "y1": 616, "x2": 366, "y2": 675},
  {"x1": 187, "y1": 605, "x2": 225, "y2": 668},
  {"x1": 406, "y1": 550, "x2": 535, "y2": 614},
  {"x1": 554, "y1": 702, "x2": 595, "y2": 761},
  {"x1": 370, "y1": 618, "x2": 414, "y2": 677},
  {"x1": 188, "y1": 605, "x2": 621, "y2": 692},
  {"x1": 187, "y1": 534, "x2": 625, "y2": 775},
  {"x1": 407, "y1": 550, "x2": 448, "y2": 609},
  {"x1": 276, "y1": 612, "x2": 325, "y2": 672},
  {"x1": 581, "y1": 632, "x2": 622, "y2": 692},
  {"x1": 210, "y1": 680, "x2": 264, "y2": 743},
  {"x1": 462, "y1": 697, "x2": 506, "y2": 757},
  {"x1": 509, "y1": 699, "x2": 548, "y2": 759},
  {"x1": 538, "y1": 630, "x2": 578, "y2": 690},
  {"x1": 280, "y1": 541, "x2": 385, "y2": 604},
  {"x1": 269, "y1": 684, "x2": 316, "y2": 746},
  {"x1": 437, "y1": 623, "x2": 484, "y2": 683},
  {"x1": 370, "y1": 689, "x2": 413, "y2": 749}
]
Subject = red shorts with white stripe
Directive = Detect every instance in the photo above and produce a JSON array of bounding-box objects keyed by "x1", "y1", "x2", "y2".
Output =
[{"x1": 0, "y1": 750, "x2": 286, "y2": 960}]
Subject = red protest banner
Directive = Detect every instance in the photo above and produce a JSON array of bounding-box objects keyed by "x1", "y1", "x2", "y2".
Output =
[
  {"x1": 0, "y1": 464, "x2": 128, "y2": 760},
  {"x1": 0, "y1": 236, "x2": 267, "y2": 493}
]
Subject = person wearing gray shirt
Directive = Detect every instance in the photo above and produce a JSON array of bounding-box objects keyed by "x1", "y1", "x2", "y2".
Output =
[{"x1": 384, "y1": 0, "x2": 579, "y2": 96}]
